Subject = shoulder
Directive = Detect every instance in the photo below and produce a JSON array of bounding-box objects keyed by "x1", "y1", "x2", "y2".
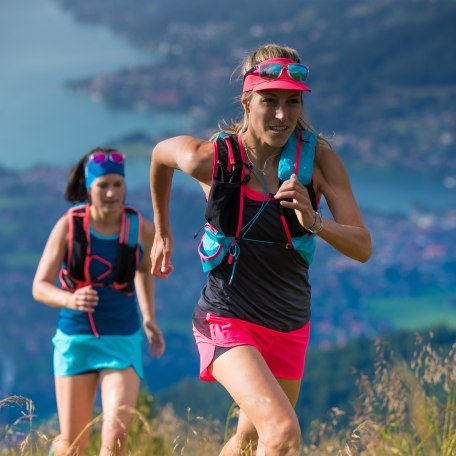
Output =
[
  {"x1": 314, "y1": 144, "x2": 351, "y2": 193},
  {"x1": 315, "y1": 141, "x2": 337, "y2": 162},
  {"x1": 153, "y1": 135, "x2": 214, "y2": 185},
  {"x1": 45, "y1": 213, "x2": 70, "y2": 248},
  {"x1": 315, "y1": 143, "x2": 347, "y2": 173},
  {"x1": 54, "y1": 213, "x2": 70, "y2": 234},
  {"x1": 154, "y1": 135, "x2": 213, "y2": 158}
]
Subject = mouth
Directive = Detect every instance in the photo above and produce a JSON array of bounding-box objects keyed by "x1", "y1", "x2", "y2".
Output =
[{"x1": 269, "y1": 126, "x2": 288, "y2": 132}]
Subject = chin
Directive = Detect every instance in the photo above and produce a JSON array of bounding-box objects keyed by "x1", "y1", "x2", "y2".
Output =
[
  {"x1": 266, "y1": 135, "x2": 290, "y2": 149},
  {"x1": 103, "y1": 203, "x2": 121, "y2": 212},
  {"x1": 268, "y1": 128, "x2": 293, "y2": 140}
]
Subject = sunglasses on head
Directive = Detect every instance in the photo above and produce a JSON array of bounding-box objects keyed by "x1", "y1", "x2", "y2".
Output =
[
  {"x1": 244, "y1": 62, "x2": 309, "y2": 82},
  {"x1": 88, "y1": 151, "x2": 125, "y2": 165}
]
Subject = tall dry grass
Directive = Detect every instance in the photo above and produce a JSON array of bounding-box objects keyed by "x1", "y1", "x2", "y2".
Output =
[
  {"x1": 1, "y1": 334, "x2": 454, "y2": 455},
  {"x1": 301, "y1": 334, "x2": 455, "y2": 455}
]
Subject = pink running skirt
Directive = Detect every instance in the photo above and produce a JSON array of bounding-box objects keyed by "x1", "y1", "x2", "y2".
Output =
[{"x1": 193, "y1": 312, "x2": 310, "y2": 382}]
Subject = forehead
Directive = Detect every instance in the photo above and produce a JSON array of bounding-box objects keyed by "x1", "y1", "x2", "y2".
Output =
[
  {"x1": 93, "y1": 174, "x2": 125, "y2": 184},
  {"x1": 256, "y1": 89, "x2": 302, "y2": 98}
]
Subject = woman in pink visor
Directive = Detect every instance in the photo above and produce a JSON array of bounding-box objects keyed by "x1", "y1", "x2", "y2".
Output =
[{"x1": 150, "y1": 43, "x2": 372, "y2": 455}]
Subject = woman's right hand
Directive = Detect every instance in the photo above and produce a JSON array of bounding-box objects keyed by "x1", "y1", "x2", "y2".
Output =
[
  {"x1": 150, "y1": 232, "x2": 174, "y2": 278},
  {"x1": 65, "y1": 285, "x2": 99, "y2": 312}
]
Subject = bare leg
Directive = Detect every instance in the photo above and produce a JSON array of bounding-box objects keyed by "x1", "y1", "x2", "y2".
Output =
[
  {"x1": 52, "y1": 372, "x2": 99, "y2": 455},
  {"x1": 223, "y1": 378, "x2": 301, "y2": 454},
  {"x1": 222, "y1": 409, "x2": 258, "y2": 455},
  {"x1": 99, "y1": 367, "x2": 140, "y2": 456},
  {"x1": 212, "y1": 346, "x2": 301, "y2": 456}
]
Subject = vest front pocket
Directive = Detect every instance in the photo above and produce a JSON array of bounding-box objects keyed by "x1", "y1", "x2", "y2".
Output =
[
  {"x1": 198, "y1": 224, "x2": 234, "y2": 272},
  {"x1": 205, "y1": 180, "x2": 241, "y2": 236}
]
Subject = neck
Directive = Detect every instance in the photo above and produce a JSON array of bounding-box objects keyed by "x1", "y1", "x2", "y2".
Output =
[
  {"x1": 89, "y1": 204, "x2": 122, "y2": 228},
  {"x1": 241, "y1": 132, "x2": 281, "y2": 170}
]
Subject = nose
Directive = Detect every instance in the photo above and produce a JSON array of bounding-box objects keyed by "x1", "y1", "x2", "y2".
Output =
[
  {"x1": 275, "y1": 103, "x2": 287, "y2": 121},
  {"x1": 106, "y1": 187, "x2": 114, "y2": 197}
]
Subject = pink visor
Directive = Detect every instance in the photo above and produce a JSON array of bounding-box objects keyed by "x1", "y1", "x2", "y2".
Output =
[{"x1": 243, "y1": 57, "x2": 311, "y2": 93}]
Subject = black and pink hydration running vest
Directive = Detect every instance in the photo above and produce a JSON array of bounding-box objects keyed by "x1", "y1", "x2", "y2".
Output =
[{"x1": 197, "y1": 131, "x2": 318, "y2": 332}]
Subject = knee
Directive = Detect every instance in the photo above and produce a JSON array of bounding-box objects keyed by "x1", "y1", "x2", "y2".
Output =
[{"x1": 260, "y1": 418, "x2": 301, "y2": 454}]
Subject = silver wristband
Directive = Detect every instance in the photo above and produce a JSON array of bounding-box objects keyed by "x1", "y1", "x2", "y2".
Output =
[{"x1": 305, "y1": 211, "x2": 323, "y2": 234}]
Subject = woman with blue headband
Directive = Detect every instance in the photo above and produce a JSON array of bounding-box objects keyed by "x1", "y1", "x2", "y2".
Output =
[
  {"x1": 150, "y1": 43, "x2": 372, "y2": 455},
  {"x1": 33, "y1": 148, "x2": 165, "y2": 456}
]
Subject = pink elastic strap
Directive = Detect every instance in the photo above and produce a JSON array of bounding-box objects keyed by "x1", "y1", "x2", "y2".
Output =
[
  {"x1": 88, "y1": 313, "x2": 99, "y2": 337},
  {"x1": 125, "y1": 216, "x2": 131, "y2": 246},
  {"x1": 91, "y1": 255, "x2": 113, "y2": 281},
  {"x1": 293, "y1": 133, "x2": 303, "y2": 176},
  {"x1": 112, "y1": 282, "x2": 127, "y2": 290},
  {"x1": 198, "y1": 239, "x2": 223, "y2": 261},
  {"x1": 112, "y1": 282, "x2": 133, "y2": 296},
  {"x1": 234, "y1": 136, "x2": 247, "y2": 238},
  {"x1": 67, "y1": 209, "x2": 75, "y2": 269},
  {"x1": 83, "y1": 204, "x2": 92, "y2": 283},
  {"x1": 225, "y1": 137, "x2": 236, "y2": 172},
  {"x1": 136, "y1": 211, "x2": 143, "y2": 266},
  {"x1": 212, "y1": 141, "x2": 219, "y2": 181},
  {"x1": 244, "y1": 186, "x2": 274, "y2": 202},
  {"x1": 227, "y1": 137, "x2": 247, "y2": 265},
  {"x1": 280, "y1": 215, "x2": 293, "y2": 247}
]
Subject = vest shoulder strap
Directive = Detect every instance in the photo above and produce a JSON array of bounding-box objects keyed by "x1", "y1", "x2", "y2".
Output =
[
  {"x1": 66, "y1": 203, "x2": 90, "y2": 281},
  {"x1": 119, "y1": 205, "x2": 142, "y2": 248},
  {"x1": 278, "y1": 130, "x2": 317, "y2": 185},
  {"x1": 213, "y1": 134, "x2": 245, "y2": 182}
]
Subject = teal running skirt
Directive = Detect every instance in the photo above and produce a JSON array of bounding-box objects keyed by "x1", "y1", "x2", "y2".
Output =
[{"x1": 52, "y1": 328, "x2": 144, "y2": 379}]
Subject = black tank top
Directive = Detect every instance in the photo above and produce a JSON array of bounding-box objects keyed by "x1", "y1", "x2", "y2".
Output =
[{"x1": 197, "y1": 191, "x2": 312, "y2": 332}]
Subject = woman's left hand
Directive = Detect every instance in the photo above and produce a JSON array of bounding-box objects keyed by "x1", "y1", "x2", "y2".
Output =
[
  {"x1": 274, "y1": 174, "x2": 316, "y2": 230},
  {"x1": 143, "y1": 320, "x2": 166, "y2": 358}
]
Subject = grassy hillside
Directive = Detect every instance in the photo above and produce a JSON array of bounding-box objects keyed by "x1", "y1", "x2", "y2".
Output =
[
  {"x1": 156, "y1": 326, "x2": 456, "y2": 434},
  {"x1": 2, "y1": 327, "x2": 454, "y2": 454}
]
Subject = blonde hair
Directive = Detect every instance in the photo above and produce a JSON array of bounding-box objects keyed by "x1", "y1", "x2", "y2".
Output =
[{"x1": 214, "y1": 43, "x2": 330, "y2": 148}]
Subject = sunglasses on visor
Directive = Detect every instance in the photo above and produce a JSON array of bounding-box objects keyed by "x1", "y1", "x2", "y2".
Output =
[
  {"x1": 244, "y1": 62, "x2": 309, "y2": 82},
  {"x1": 88, "y1": 151, "x2": 125, "y2": 165}
]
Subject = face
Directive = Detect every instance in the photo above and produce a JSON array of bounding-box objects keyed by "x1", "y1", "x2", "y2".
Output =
[
  {"x1": 89, "y1": 174, "x2": 125, "y2": 212},
  {"x1": 244, "y1": 89, "x2": 302, "y2": 149}
]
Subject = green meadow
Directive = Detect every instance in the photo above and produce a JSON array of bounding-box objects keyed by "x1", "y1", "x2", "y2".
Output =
[{"x1": 364, "y1": 290, "x2": 456, "y2": 330}]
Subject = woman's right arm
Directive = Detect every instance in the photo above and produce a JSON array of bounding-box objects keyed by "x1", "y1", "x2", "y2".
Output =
[
  {"x1": 32, "y1": 215, "x2": 98, "y2": 311},
  {"x1": 149, "y1": 135, "x2": 213, "y2": 278}
]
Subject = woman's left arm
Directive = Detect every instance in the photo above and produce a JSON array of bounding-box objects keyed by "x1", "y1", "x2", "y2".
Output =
[
  {"x1": 135, "y1": 219, "x2": 166, "y2": 358},
  {"x1": 314, "y1": 146, "x2": 372, "y2": 262}
]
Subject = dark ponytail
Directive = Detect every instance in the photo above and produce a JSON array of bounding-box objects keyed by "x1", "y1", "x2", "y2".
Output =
[{"x1": 65, "y1": 148, "x2": 105, "y2": 203}]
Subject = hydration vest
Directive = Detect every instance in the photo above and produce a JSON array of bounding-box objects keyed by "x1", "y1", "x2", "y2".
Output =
[
  {"x1": 198, "y1": 130, "x2": 319, "y2": 282},
  {"x1": 60, "y1": 203, "x2": 143, "y2": 296}
]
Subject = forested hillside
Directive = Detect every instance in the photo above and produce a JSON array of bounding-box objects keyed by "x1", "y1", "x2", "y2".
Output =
[{"x1": 55, "y1": 0, "x2": 456, "y2": 179}]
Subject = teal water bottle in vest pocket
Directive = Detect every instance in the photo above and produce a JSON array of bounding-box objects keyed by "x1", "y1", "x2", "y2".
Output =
[{"x1": 198, "y1": 224, "x2": 235, "y2": 272}]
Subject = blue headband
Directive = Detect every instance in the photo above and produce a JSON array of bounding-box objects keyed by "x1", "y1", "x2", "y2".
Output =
[{"x1": 85, "y1": 157, "x2": 125, "y2": 190}]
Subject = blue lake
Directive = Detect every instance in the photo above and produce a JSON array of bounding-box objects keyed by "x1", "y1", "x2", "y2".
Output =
[
  {"x1": 0, "y1": 0, "x2": 188, "y2": 169},
  {"x1": 0, "y1": 0, "x2": 453, "y2": 213}
]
